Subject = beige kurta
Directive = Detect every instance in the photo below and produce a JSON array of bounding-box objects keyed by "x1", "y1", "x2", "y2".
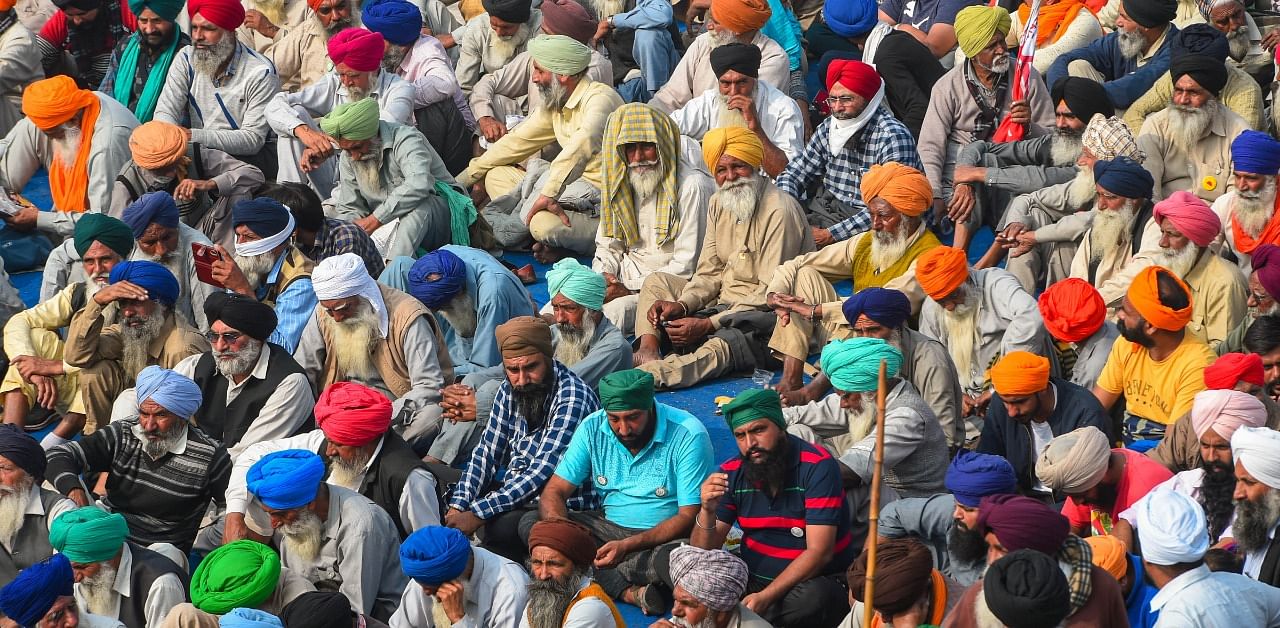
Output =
[
  {"x1": 236, "y1": 0, "x2": 313, "y2": 53},
  {"x1": 454, "y1": 11, "x2": 543, "y2": 93},
  {"x1": 265, "y1": 16, "x2": 330, "y2": 92},
  {"x1": 1138, "y1": 106, "x2": 1251, "y2": 203},
  {"x1": 468, "y1": 49, "x2": 612, "y2": 122},
  {"x1": 1070, "y1": 212, "x2": 1162, "y2": 292},
  {"x1": 649, "y1": 30, "x2": 791, "y2": 114},
  {"x1": 1124, "y1": 65, "x2": 1263, "y2": 133}
]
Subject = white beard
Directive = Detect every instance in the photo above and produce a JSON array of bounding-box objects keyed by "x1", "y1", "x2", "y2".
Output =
[
  {"x1": 554, "y1": 313, "x2": 597, "y2": 366},
  {"x1": 85, "y1": 274, "x2": 109, "y2": 300},
  {"x1": 627, "y1": 161, "x2": 662, "y2": 202},
  {"x1": 438, "y1": 292, "x2": 478, "y2": 338},
  {"x1": 713, "y1": 175, "x2": 761, "y2": 223},
  {"x1": 233, "y1": 252, "x2": 277, "y2": 291},
  {"x1": 1089, "y1": 201, "x2": 1138, "y2": 261},
  {"x1": 81, "y1": 563, "x2": 120, "y2": 616},
  {"x1": 1118, "y1": 29, "x2": 1146, "y2": 60},
  {"x1": 1065, "y1": 167, "x2": 1096, "y2": 210},
  {"x1": 1166, "y1": 101, "x2": 1217, "y2": 156},
  {"x1": 330, "y1": 301, "x2": 380, "y2": 381},
  {"x1": 135, "y1": 248, "x2": 184, "y2": 284},
  {"x1": 1234, "y1": 178, "x2": 1277, "y2": 237},
  {"x1": 281, "y1": 509, "x2": 325, "y2": 563},
  {"x1": 1156, "y1": 243, "x2": 1200, "y2": 278},
  {"x1": 327, "y1": 449, "x2": 373, "y2": 490},
  {"x1": 0, "y1": 476, "x2": 33, "y2": 549},
  {"x1": 351, "y1": 150, "x2": 386, "y2": 202},
  {"x1": 710, "y1": 28, "x2": 744, "y2": 47},
  {"x1": 869, "y1": 221, "x2": 913, "y2": 270},
  {"x1": 845, "y1": 396, "x2": 877, "y2": 443},
  {"x1": 52, "y1": 126, "x2": 82, "y2": 170},
  {"x1": 942, "y1": 291, "x2": 982, "y2": 388},
  {"x1": 1228, "y1": 26, "x2": 1250, "y2": 61},
  {"x1": 214, "y1": 338, "x2": 263, "y2": 379},
  {"x1": 1049, "y1": 131, "x2": 1083, "y2": 167},
  {"x1": 716, "y1": 93, "x2": 751, "y2": 129},
  {"x1": 590, "y1": 0, "x2": 624, "y2": 17},
  {"x1": 488, "y1": 22, "x2": 531, "y2": 64}
]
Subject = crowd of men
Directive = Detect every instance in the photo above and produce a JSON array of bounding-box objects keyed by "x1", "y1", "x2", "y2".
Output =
[{"x1": 1, "y1": 0, "x2": 1280, "y2": 623}]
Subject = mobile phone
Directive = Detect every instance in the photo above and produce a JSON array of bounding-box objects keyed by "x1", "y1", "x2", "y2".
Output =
[{"x1": 192, "y1": 242, "x2": 226, "y2": 288}]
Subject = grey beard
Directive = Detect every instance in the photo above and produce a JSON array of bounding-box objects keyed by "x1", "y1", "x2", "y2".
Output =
[
  {"x1": 1065, "y1": 166, "x2": 1096, "y2": 210},
  {"x1": 590, "y1": 0, "x2": 624, "y2": 17},
  {"x1": 233, "y1": 252, "x2": 277, "y2": 291},
  {"x1": 709, "y1": 27, "x2": 743, "y2": 47},
  {"x1": 1089, "y1": 201, "x2": 1138, "y2": 261},
  {"x1": 327, "y1": 448, "x2": 373, "y2": 490},
  {"x1": 140, "y1": 422, "x2": 186, "y2": 460},
  {"x1": 324, "y1": 16, "x2": 352, "y2": 36},
  {"x1": 1049, "y1": 130, "x2": 1083, "y2": 166},
  {"x1": 942, "y1": 287, "x2": 982, "y2": 388},
  {"x1": 0, "y1": 475, "x2": 33, "y2": 549},
  {"x1": 985, "y1": 55, "x2": 1011, "y2": 74},
  {"x1": 869, "y1": 220, "x2": 913, "y2": 270},
  {"x1": 536, "y1": 80, "x2": 571, "y2": 113},
  {"x1": 1234, "y1": 178, "x2": 1277, "y2": 237},
  {"x1": 716, "y1": 92, "x2": 752, "y2": 129},
  {"x1": 1234, "y1": 489, "x2": 1280, "y2": 552},
  {"x1": 1166, "y1": 101, "x2": 1217, "y2": 155},
  {"x1": 330, "y1": 301, "x2": 380, "y2": 381},
  {"x1": 1253, "y1": 300, "x2": 1280, "y2": 319},
  {"x1": 1228, "y1": 26, "x2": 1250, "y2": 61},
  {"x1": 627, "y1": 161, "x2": 662, "y2": 201},
  {"x1": 671, "y1": 616, "x2": 720, "y2": 628},
  {"x1": 488, "y1": 23, "x2": 530, "y2": 63},
  {"x1": 281, "y1": 509, "x2": 325, "y2": 562},
  {"x1": 214, "y1": 337, "x2": 263, "y2": 379},
  {"x1": 81, "y1": 563, "x2": 119, "y2": 616},
  {"x1": 192, "y1": 35, "x2": 236, "y2": 78},
  {"x1": 1118, "y1": 29, "x2": 1146, "y2": 60},
  {"x1": 346, "y1": 82, "x2": 370, "y2": 100},
  {"x1": 844, "y1": 395, "x2": 877, "y2": 443},
  {"x1": 438, "y1": 292, "x2": 478, "y2": 338},
  {"x1": 713, "y1": 174, "x2": 761, "y2": 223},
  {"x1": 555, "y1": 313, "x2": 597, "y2": 366},
  {"x1": 525, "y1": 570, "x2": 586, "y2": 628},
  {"x1": 121, "y1": 307, "x2": 168, "y2": 379},
  {"x1": 382, "y1": 43, "x2": 410, "y2": 73},
  {"x1": 352, "y1": 151, "x2": 386, "y2": 201},
  {"x1": 1156, "y1": 243, "x2": 1200, "y2": 278}
]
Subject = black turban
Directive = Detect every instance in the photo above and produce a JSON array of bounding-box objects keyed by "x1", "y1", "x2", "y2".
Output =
[
  {"x1": 710, "y1": 42, "x2": 762, "y2": 79},
  {"x1": 1121, "y1": 0, "x2": 1175, "y2": 27},
  {"x1": 203, "y1": 292, "x2": 278, "y2": 342},
  {"x1": 0, "y1": 424, "x2": 45, "y2": 480},
  {"x1": 280, "y1": 592, "x2": 355, "y2": 628},
  {"x1": 1050, "y1": 77, "x2": 1114, "y2": 124},
  {"x1": 983, "y1": 549, "x2": 1071, "y2": 628},
  {"x1": 482, "y1": 0, "x2": 531, "y2": 23},
  {"x1": 847, "y1": 538, "x2": 935, "y2": 616},
  {"x1": 1172, "y1": 54, "x2": 1228, "y2": 96},
  {"x1": 1172, "y1": 23, "x2": 1229, "y2": 63}
]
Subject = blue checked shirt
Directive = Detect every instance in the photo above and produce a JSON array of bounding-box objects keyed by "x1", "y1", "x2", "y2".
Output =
[
  {"x1": 776, "y1": 106, "x2": 922, "y2": 242},
  {"x1": 449, "y1": 362, "x2": 600, "y2": 519},
  {"x1": 297, "y1": 218, "x2": 386, "y2": 278}
]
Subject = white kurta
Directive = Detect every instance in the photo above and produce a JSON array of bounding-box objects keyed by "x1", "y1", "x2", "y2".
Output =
[{"x1": 669, "y1": 82, "x2": 806, "y2": 163}]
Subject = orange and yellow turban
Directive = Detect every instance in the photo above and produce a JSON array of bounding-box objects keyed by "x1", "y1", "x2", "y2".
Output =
[
  {"x1": 914, "y1": 246, "x2": 970, "y2": 300},
  {"x1": 1085, "y1": 535, "x2": 1129, "y2": 582},
  {"x1": 1127, "y1": 265, "x2": 1192, "y2": 331},
  {"x1": 860, "y1": 162, "x2": 932, "y2": 217},
  {"x1": 129, "y1": 121, "x2": 188, "y2": 170},
  {"x1": 702, "y1": 127, "x2": 764, "y2": 172},
  {"x1": 990, "y1": 351, "x2": 1051, "y2": 397}
]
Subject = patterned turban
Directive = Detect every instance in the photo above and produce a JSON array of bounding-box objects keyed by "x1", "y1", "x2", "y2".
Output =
[
  {"x1": 600, "y1": 103, "x2": 681, "y2": 247},
  {"x1": 990, "y1": 351, "x2": 1050, "y2": 397},
  {"x1": 49, "y1": 507, "x2": 129, "y2": 563},
  {"x1": 914, "y1": 246, "x2": 969, "y2": 300},
  {"x1": 945, "y1": 450, "x2": 1017, "y2": 507},
  {"x1": 821, "y1": 337, "x2": 903, "y2": 394},
  {"x1": 246, "y1": 450, "x2": 327, "y2": 510},
  {"x1": 702, "y1": 126, "x2": 764, "y2": 171},
  {"x1": 1127, "y1": 266, "x2": 1192, "y2": 331},
  {"x1": 954, "y1": 5, "x2": 1011, "y2": 58},
  {"x1": 327, "y1": 28, "x2": 384, "y2": 72},
  {"x1": 129, "y1": 120, "x2": 188, "y2": 169},
  {"x1": 860, "y1": 162, "x2": 931, "y2": 216},
  {"x1": 842, "y1": 288, "x2": 912, "y2": 330},
  {"x1": 191, "y1": 540, "x2": 282, "y2": 614},
  {"x1": 1082, "y1": 114, "x2": 1144, "y2": 162},
  {"x1": 1153, "y1": 190, "x2": 1221, "y2": 247},
  {"x1": 315, "y1": 382, "x2": 392, "y2": 447},
  {"x1": 667, "y1": 546, "x2": 749, "y2": 612},
  {"x1": 1038, "y1": 278, "x2": 1106, "y2": 343},
  {"x1": 1035, "y1": 425, "x2": 1111, "y2": 494},
  {"x1": 1204, "y1": 352, "x2": 1265, "y2": 389},
  {"x1": 546, "y1": 258, "x2": 605, "y2": 311},
  {"x1": 1190, "y1": 389, "x2": 1266, "y2": 442}
]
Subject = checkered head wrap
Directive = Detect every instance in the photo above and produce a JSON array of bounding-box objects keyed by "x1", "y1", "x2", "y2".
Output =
[
  {"x1": 668, "y1": 545, "x2": 749, "y2": 611},
  {"x1": 600, "y1": 103, "x2": 681, "y2": 247},
  {"x1": 1082, "y1": 114, "x2": 1145, "y2": 163}
]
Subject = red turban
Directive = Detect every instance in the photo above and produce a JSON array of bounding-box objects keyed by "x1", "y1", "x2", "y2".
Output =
[
  {"x1": 1153, "y1": 190, "x2": 1222, "y2": 248},
  {"x1": 1038, "y1": 278, "x2": 1106, "y2": 343},
  {"x1": 1205, "y1": 352, "x2": 1265, "y2": 389},
  {"x1": 315, "y1": 382, "x2": 392, "y2": 447},
  {"x1": 328, "y1": 28, "x2": 385, "y2": 73},
  {"x1": 826, "y1": 59, "x2": 881, "y2": 100},
  {"x1": 914, "y1": 246, "x2": 970, "y2": 300},
  {"x1": 188, "y1": 0, "x2": 246, "y2": 31}
]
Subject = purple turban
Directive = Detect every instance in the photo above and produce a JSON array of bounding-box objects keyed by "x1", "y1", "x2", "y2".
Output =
[
  {"x1": 976, "y1": 494, "x2": 1070, "y2": 556},
  {"x1": 1252, "y1": 244, "x2": 1280, "y2": 298},
  {"x1": 407, "y1": 249, "x2": 467, "y2": 310},
  {"x1": 945, "y1": 450, "x2": 1017, "y2": 507},
  {"x1": 842, "y1": 287, "x2": 911, "y2": 329}
]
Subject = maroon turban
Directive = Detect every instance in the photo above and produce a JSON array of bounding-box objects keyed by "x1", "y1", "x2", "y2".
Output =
[
  {"x1": 540, "y1": 0, "x2": 596, "y2": 45},
  {"x1": 315, "y1": 382, "x2": 392, "y2": 447},
  {"x1": 188, "y1": 0, "x2": 246, "y2": 30},
  {"x1": 527, "y1": 519, "x2": 596, "y2": 567},
  {"x1": 976, "y1": 494, "x2": 1070, "y2": 556},
  {"x1": 328, "y1": 28, "x2": 385, "y2": 72},
  {"x1": 1252, "y1": 244, "x2": 1280, "y2": 299}
]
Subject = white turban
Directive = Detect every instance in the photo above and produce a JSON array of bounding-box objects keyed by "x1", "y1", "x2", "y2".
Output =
[
  {"x1": 1231, "y1": 426, "x2": 1280, "y2": 490},
  {"x1": 312, "y1": 253, "x2": 388, "y2": 338},
  {"x1": 1035, "y1": 426, "x2": 1112, "y2": 494},
  {"x1": 1133, "y1": 487, "x2": 1209, "y2": 565}
]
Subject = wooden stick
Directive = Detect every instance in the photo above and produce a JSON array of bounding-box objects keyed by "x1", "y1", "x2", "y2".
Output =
[{"x1": 862, "y1": 359, "x2": 889, "y2": 627}]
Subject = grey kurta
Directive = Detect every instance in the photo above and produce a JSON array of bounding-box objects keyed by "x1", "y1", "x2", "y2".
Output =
[
  {"x1": 454, "y1": 11, "x2": 542, "y2": 93},
  {"x1": 0, "y1": 21, "x2": 42, "y2": 138},
  {"x1": 154, "y1": 44, "x2": 281, "y2": 157}
]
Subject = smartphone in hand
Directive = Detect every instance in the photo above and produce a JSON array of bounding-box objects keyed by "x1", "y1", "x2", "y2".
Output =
[{"x1": 192, "y1": 242, "x2": 226, "y2": 288}]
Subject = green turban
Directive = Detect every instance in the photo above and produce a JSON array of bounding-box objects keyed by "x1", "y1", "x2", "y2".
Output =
[
  {"x1": 723, "y1": 388, "x2": 784, "y2": 431},
  {"x1": 528, "y1": 34, "x2": 593, "y2": 76},
  {"x1": 49, "y1": 507, "x2": 128, "y2": 564},
  {"x1": 598, "y1": 369, "x2": 655, "y2": 412},
  {"x1": 954, "y1": 5, "x2": 1011, "y2": 58},
  {"x1": 546, "y1": 258, "x2": 606, "y2": 311},
  {"x1": 128, "y1": 0, "x2": 182, "y2": 22},
  {"x1": 191, "y1": 540, "x2": 282, "y2": 614},
  {"x1": 319, "y1": 98, "x2": 380, "y2": 141},
  {"x1": 821, "y1": 337, "x2": 903, "y2": 394},
  {"x1": 73, "y1": 213, "x2": 134, "y2": 258}
]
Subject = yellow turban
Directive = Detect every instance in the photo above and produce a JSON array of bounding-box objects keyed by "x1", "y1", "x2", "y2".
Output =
[
  {"x1": 954, "y1": 5, "x2": 1012, "y2": 58},
  {"x1": 914, "y1": 246, "x2": 970, "y2": 300},
  {"x1": 990, "y1": 351, "x2": 1051, "y2": 397},
  {"x1": 1085, "y1": 535, "x2": 1129, "y2": 582},
  {"x1": 702, "y1": 127, "x2": 764, "y2": 172},
  {"x1": 129, "y1": 121, "x2": 188, "y2": 170},
  {"x1": 860, "y1": 162, "x2": 932, "y2": 217}
]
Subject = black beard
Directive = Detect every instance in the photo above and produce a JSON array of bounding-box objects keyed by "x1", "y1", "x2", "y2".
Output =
[
  {"x1": 1080, "y1": 482, "x2": 1118, "y2": 510},
  {"x1": 513, "y1": 381, "x2": 553, "y2": 431},
  {"x1": 615, "y1": 409, "x2": 657, "y2": 451},
  {"x1": 1233, "y1": 491, "x2": 1280, "y2": 552},
  {"x1": 949, "y1": 521, "x2": 989, "y2": 564},
  {"x1": 741, "y1": 438, "x2": 790, "y2": 497},
  {"x1": 1200, "y1": 461, "x2": 1237, "y2": 541},
  {"x1": 1119, "y1": 322, "x2": 1155, "y2": 348}
]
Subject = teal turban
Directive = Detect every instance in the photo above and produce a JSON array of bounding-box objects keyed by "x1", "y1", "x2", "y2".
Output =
[
  {"x1": 821, "y1": 338, "x2": 903, "y2": 393},
  {"x1": 128, "y1": 0, "x2": 183, "y2": 21},
  {"x1": 723, "y1": 388, "x2": 785, "y2": 431},
  {"x1": 73, "y1": 213, "x2": 134, "y2": 258},
  {"x1": 546, "y1": 258, "x2": 606, "y2": 311},
  {"x1": 49, "y1": 507, "x2": 129, "y2": 563},
  {"x1": 528, "y1": 34, "x2": 593, "y2": 76},
  {"x1": 598, "y1": 369, "x2": 655, "y2": 412}
]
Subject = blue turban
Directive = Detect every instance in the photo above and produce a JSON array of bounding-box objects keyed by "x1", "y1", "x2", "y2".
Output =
[
  {"x1": 247, "y1": 450, "x2": 327, "y2": 510},
  {"x1": 232, "y1": 198, "x2": 292, "y2": 239},
  {"x1": 1093, "y1": 156, "x2": 1154, "y2": 200},
  {"x1": 407, "y1": 250, "x2": 467, "y2": 310},
  {"x1": 842, "y1": 288, "x2": 911, "y2": 330},
  {"x1": 546, "y1": 258, "x2": 606, "y2": 311},
  {"x1": 401, "y1": 526, "x2": 473, "y2": 585},
  {"x1": 0, "y1": 423, "x2": 45, "y2": 480},
  {"x1": 220, "y1": 608, "x2": 284, "y2": 628},
  {"x1": 109, "y1": 260, "x2": 179, "y2": 307},
  {"x1": 135, "y1": 365, "x2": 202, "y2": 419},
  {"x1": 824, "y1": 0, "x2": 877, "y2": 38},
  {"x1": 0, "y1": 554, "x2": 73, "y2": 627},
  {"x1": 363, "y1": 0, "x2": 422, "y2": 46},
  {"x1": 1232, "y1": 130, "x2": 1280, "y2": 176},
  {"x1": 945, "y1": 450, "x2": 1018, "y2": 507},
  {"x1": 820, "y1": 337, "x2": 904, "y2": 393},
  {"x1": 122, "y1": 191, "x2": 180, "y2": 238}
]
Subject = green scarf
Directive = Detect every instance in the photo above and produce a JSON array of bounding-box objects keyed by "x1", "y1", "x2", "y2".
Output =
[
  {"x1": 114, "y1": 30, "x2": 180, "y2": 123},
  {"x1": 434, "y1": 180, "x2": 477, "y2": 247}
]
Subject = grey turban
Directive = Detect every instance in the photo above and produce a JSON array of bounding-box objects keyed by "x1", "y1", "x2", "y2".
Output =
[{"x1": 1035, "y1": 426, "x2": 1111, "y2": 494}]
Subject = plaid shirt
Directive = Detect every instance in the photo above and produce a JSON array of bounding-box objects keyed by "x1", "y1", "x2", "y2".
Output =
[
  {"x1": 298, "y1": 218, "x2": 386, "y2": 278},
  {"x1": 776, "y1": 107, "x2": 921, "y2": 242},
  {"x1": 99, "y1": 31, "x2": 192, "y2": 111},
  {"x1": 449, "y1": 362, "x2": 600, "y2": 519}
]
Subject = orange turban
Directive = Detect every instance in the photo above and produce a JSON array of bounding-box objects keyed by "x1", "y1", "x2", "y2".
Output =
[
  {"x1": 1126, "y1": 265, "x2": 1192, "y2": 331},
  {"x1": 1085, "y1": 535, "x2": 1129, "y2": 582},
  {"x1": 495, "y1": 316, "x2": 553, "y2": 359},
  {"x1": 914, "y1": 246, "x2": 969, "y2": 300},
  {"x1": 860, "y1": 162, "x2": 932, "y2": 216},
  {"x1": 711, "y1": 0, "x2": 771, "y2": 34},
  {"x1": 990, "y1": 351, "x2": 1051, "y2": 397},
  {"x1": 0, "y1": 0, "x2": 15, "y2": 11},
  {"x1": 1038, "y1": 278, "x2": 1105, "y2": 343},
  {"x1": 21, "y1": 76, "x2": 100, "y2": 213},
  {"x1": 129, "y1": 121, "x2": 188, "y2": 170},
  {"x1": 702, "y1": 126, "x2": 764, "y2": 172}
]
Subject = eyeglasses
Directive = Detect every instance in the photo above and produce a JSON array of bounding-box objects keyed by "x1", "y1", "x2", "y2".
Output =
[
  {"x1": 824, "y1": 95, "x2": 859, "y2": 106},
  {"x1": 204, "y1": 331, "x2": 243, "y2": 344}
]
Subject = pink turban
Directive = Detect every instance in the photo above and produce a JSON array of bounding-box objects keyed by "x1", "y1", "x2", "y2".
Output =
[
  {"x1": 1152, "y1": 190, "x2": 1222, "y2": 247},
  {"x1": 1190, "y1": 389, "x2": 1267, "y2": 441},
  {"x1": 328, "y1": 28, "x2": 385, "y2": 72}
]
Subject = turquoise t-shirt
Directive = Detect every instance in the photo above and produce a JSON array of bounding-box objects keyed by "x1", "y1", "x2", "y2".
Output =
[{"x1": 762, "y1": 0, "x2": 804, "y2": 72}]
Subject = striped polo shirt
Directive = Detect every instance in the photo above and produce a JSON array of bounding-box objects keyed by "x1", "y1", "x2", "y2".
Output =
[{"x1": 715, "y1": 435, "x2": 856, "y2": 583}]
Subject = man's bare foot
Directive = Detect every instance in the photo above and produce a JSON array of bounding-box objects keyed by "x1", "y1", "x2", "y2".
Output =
[
  {"x1": 633, "y1": 348, "x2": 660, "y2": 366},
  {"x1": 531, "y1": 242, "x2": 571, "y2": 264}
]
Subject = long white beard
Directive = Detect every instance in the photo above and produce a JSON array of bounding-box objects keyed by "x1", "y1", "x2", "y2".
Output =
[
  {"x1": 1156, "y1": 243, "x2": 1200, "y2": 278},
  {"x1": 1065, "y1": 167, "x2": 1096, "y2": 210},
  {"x1": 52, "y1": 126, "x2": 82, "y2": 170},
  {"x1": 327, "y1": 448, "x2": 373, "y2": 490},
  {"x1": 136, "y1": 248, "x2": 184, "y2": 285},
  {"x1": 1166, "y1": 101, "x2": 1217, "y2": 155},
  {"x1": 627, "y1": 161, "x2": 661, "y2": 201},
  {"x1": 1089, "y1": 202, "x2": 1138, "y2": 261},
  {"x1": 590, "y1": 0, "x2": 624, "y2": 17},
  {"x1": 214, "y1": 338, "x2": 263, "y2": 379},
  {"x1": 0, "y1": 476, "x2": 33, "y2": 549},
  {"x1": 233, "y1": 252, "x2": 277, "y2": 291},
  {"x1": 869, "y1": 221, "x2": 913, "y2": 270},
  {"x1": 555, "y1": 313, "x2": 597, "y2": 366},
  {"x1": 488, "y1": 23, "x2": 530, "y2": 64},
  {"x1": 1118, "y1": 29, "x2": 1146, "y2": 60},
  {"x1": 1228, "y1": 26, "x2": 1250, "y2": 61},
  {"x1": 438, "y1": 292, "x2": 479, "y2": 338},
  {"x1": 713, "y1": 175, "x2": 761, "y2": 224},
  {"x1": 192, "y1": 35, "x2": 236, "y2": 78},
  {"x1": 710, "y1": 28, "x2": 744, "y2": 47},
  {"x1": 81, "y1": 563, "x2": 119, "y2": 616},
  {"x1": 845, "y1": 397, "x2": 877, "y2": 443},
  {"x1": 330, "y1": 302, "x2": 381, "y2": 381},
  {"x1": 1049, "y1": 131, "x2": 1083, "y2": 167},
  {"x1": 281, "y1": 509, "x2": 325, "y2": 562},
  {"x1": 1234, "y1": 178, "x2": 1277, "y2": 237},
  {"x1": 942, "y1": 291, "x2": 982, "y2": 389},
  {"x1": 716, "y1": 93, "x2": 751, "y2": 129},
  {"x1": 85, "y1": 274, "x2": 109, "y2": 300},
  {"x1": 352, "y1": 151, "x2": 386, "y2": 202}
]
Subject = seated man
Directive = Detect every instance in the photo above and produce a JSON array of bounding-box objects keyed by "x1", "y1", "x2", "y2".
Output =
[
  {"x1": 267, "y1": 28, "x2": 415, "y2": 198},
  {"x1": 154, "y1": 0, "x2": 281, "y2": 175},
  {"x1": 46, "y1": 367, "x2": 230, "y2": 551},
  {"x1": 259, "y1": 182, "x2": 384, "y2": 278},
  {"x1": 35, "y1": 0, "x2": 135, "y2": 89},
  {"x1": 459, "y1": 34, "x2": 623, "y2": 259},
  {"x1": 0, "y1": 425, "x2": 75, "y2": 582},
  {"x1": 110, "y1": 120, "x2": 264, "y2": 249},
  {"x1": 1212, "y1": 132, "x2": 1280, "y2": 270},
  {"x1": 591, "y1": 103, "x2": 713, "y2": 335},
  {"x1": 166, "y1": 538, "x2": 317, "y2": 621},
  {"x1": 1228, "y1": 426, "x2": 1280, "y2": 585},
  {"x1": 267, "y1": 0, "x2": 353, "y2": 92},
  {"x1": 1246, "y1": 315, "x2": 1280, "y2": 404},
  {"x1": 1037, "y1": 425, "x2": 1173, "y2": 536},
  {"x1": 530, "y1": 369, "x2": 714, "y2": 614},
  {"x1": 321, "y1": 99, "x2": 462, "y2": 258},
  {"x1": 1093, "y1": 265, "x2": 1217, "y2": 442},
  {"x1": 120, "y1": 192, "x2": 217, "y2": 331},
  {"x1": 453, "y1": 0, "x2": 543, "y2": 93},
  {"x1": 590, "y1": 0, "x2": 680, "y2": 104},
  {"x1": 978, "y1": 351, "x2": 1111, "y2": 494},
  {"x1": 443, "y1": 317, "x2": 599, "y2": 561},
  {"x1": 776, "y1": 60, "x2": 922, "y2": 246},
  {"x1": 524, "y1": 518, "x2": 624, "y2": 626},
  {"x1": 0, "y1": 554, "x2": 125, "y2": 628},
  {"x1": 1068, "y1": 156, "x2": 1160, "y2": 292},
  {"x1": 1218, "y1": 245, "x2": 1280, "y2": 355},
  {"x1": 669, "y1": 43, "x2": 804, "y2": 178},
  {"x1": 48, "y1": 508, "x2": 185, "y2": 626},
  {"x1": 391, "y1": 526, "x2": 530, "y2": 627},
  {"x1": 98, "y1": 0, "x2": 190, "y2": 123},
  {"x1": 64, "y1": 261, "x2": 208, "y2": 434},
  {"x1": 633, "y1": 129, "x2": 813, "y2": 390},
  {"x1": 1046, "y1": 0, "x2": 1178, "y2": 110},
  {"x1": 245, "y1": 449, "x2": 406, "y2": 620},
  {"x1": 237, "y1": 0, "x2": 315, "y2": 53},
  {"x1": 1038, "y1": 278, "x2": 1121, "y2": 390},
  {"x1": 662, "y1": 546, "x2": 765, "y2": 627},
  {"x1": 785, "y1": 337, "x2": 948, "y2": 498},
  {"x1": 0, "y1": 2, "x2": 41, "y2": 139},
  {"x1": 845, "y1": 537, "x2": 967, "y2": 626},
  {"x1": 650, "y1": 0, "x2": 788, "y2": 113},
  {"x1": 209, "y1": 198, "x2": 319, "y2": 354},
  {"x1": 1124, "y1": 24, "x2": 1263, "y2": 132},
  {"x1": 0, "y1": 75, "x2": 139, "y2": 239},
  {"x1": 694, "y1": 389, "x2": 854, "y2": 626},
  {"x1": 766, "y1": 163, "x2": 939, "y2": 393},
  {"x1": 1207, "y1": 0, "x2": 1272, "y2": 78},
  {"x1": 1, "y1": 214, "x2": 131, "y2": 444},
  {"x1": 914, "y1": 246, "x2": 1049, "y2": 428},
  {"x1": 919, "y1": 5, "x2": 1055, "y2": 252}
]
